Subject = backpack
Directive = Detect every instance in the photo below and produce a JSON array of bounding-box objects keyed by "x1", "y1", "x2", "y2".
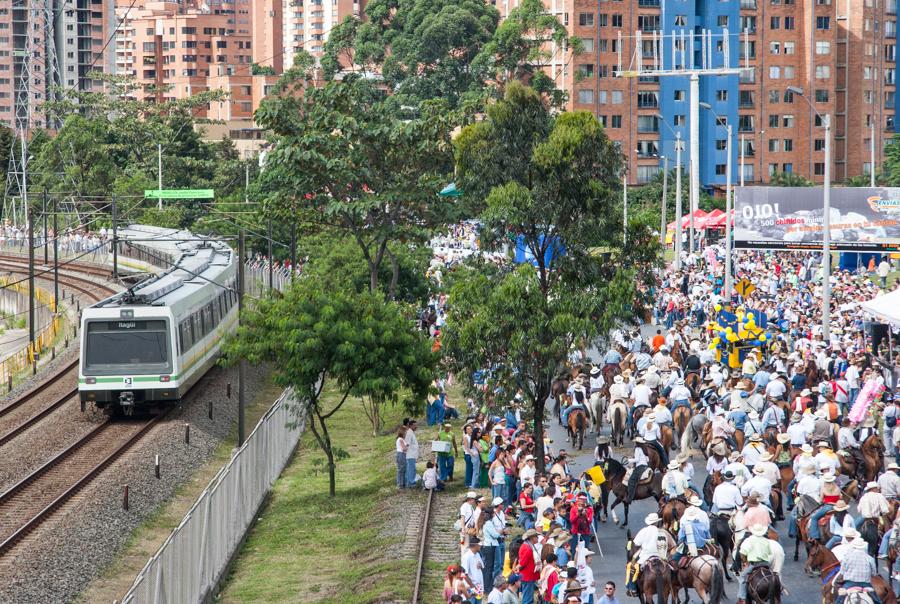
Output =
[{"x1": 887, "y1": 413, "x2": 897, "y2": 428}]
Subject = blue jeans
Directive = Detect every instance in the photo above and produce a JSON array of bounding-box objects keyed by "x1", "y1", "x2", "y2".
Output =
[
  {"x1": 492, "y1": 483, "x2": 506, "y2": 502},
  {"x1": 785, "y1": 478, "x2": 796, "y2": 509},
  {"x1": 570, "y1": 533, "x2": 591, "y2": 555},
  {"x1": 505, "y1": 474, "x2": 516, "y2": 506},
  {"x1": 850, "y1": 388, "x2": 859, "y2": 404},
  {"x1": 396, "y1": 452, "x2": 406, "y2": 488},
  {"x1": 464, "y1": 454, "x2": 473, "y2": 486},
  {"x1": 826, "y1": 535, "x2": 842, "y2": 549},
  {"x1": 469, "y1": 454, "x2": 481, "y2": 489},
  {"x1": 495, "y1": 541, "x2": 505, "y2": 575},
  {"x1": 518, "y1": 511, "x2": 535, "y2": 530},
  {"x1": 808, "y1": 504, "x2": 833, "y2": 540},
  {"x1": 438, "y1": 455, "x2": 454, "y2": 481},
  {"x1": 838, "y1": 581, "x2": 882, "y2": 604},
  {"x1": 521, "y1": 580, "x2": 536, "y2": 604},
  {"x1": 406, "y1": 458, "x2": 417, "y2": 487}
]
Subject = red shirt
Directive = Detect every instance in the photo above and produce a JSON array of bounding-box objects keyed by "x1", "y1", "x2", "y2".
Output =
[
  {"x1": 518, "y1": 541, "x2": 540, "y2": 582},
  {"x1": 519, "y1": 492, "x2": 535, "y2": 513},
  {"x1": 544, "y1": 569, "x2": 560, "y2": 600},
  {"x1": 569, "y1": 504, "x2": 594, "y2": 535}
]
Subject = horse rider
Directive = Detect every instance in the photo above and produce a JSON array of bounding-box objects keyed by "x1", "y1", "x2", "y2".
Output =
[
  {"x1": 857, "y1": 415, "x2": 878, "y2": 445},
  {"x1": 610, "y1": 375, "x2": 629, "y2": 405},
  {"x1": 683, "y1": 342, "x2": 702, "y2": 377},
  {"x1": 652, "y1": 398, "x2": 673, "y2": 429},
  {"x1": 625, "y1": 442, "x2": 652, "y2": 502},
  {"x1": 561, "y1": 384, "x2": 588, "y2": 426},
  {"x1": 640, "y1": 420, "x2": 669, "y2": 466},
  {"x1": 589, "y1": 365, "x2": 605, "y2": 396},
  {"x1": 742, "y1": 466, "x2": 774, "y2": 508},
  {"x1": 786, "y1": 412, "x2": 809, "y2": 456},
  {"x1": 663, "y1": 460, "x2": 689, "y2": 501},
  {"x1": 839, "y1": 418, "x2": 866, "y2": 470},
  {"x1": 672, "y1": 505, "x2": 712, "y2": 565},
  {"x1": 741, "y1": 434, "x2": 767, "y2": 473},
  {"x1": 625, "y1": 513, "x2": 668, "y2": 597},
  {"x1": 736, "y1": 524, "x2": 774, "y2": 604},
  {"x1": 814, "y1": 441, "x2": 841, "y2": 476},
  {"x1": 669, "y1": 378, "x2": 692, "y2": 414},
  {"x1": 704, "y1": 443, "x2": 728, "y2": 499},
  {"x1": 711, "y1": 407, "x2": 737, "y2": 451},
  {"x1": 855, "y1": 482, "x2": 890, "y2": 530},
  {"x1": 761, "y1": 399, "x2": 786, "y2": 433},
  {"x1": 877, "y1": 462, "x2": 900, "y2": 500},
  {"x1": 690, "y1": 494, "x2": 711, "y2": 526},
  {"x1": 744, "y1": 410, "x2": 765, "y2": 439},
  {"x1": 604, "y1": 346, "x2": 623, "y2": 371},
  {"x1": 833, "y1": 537, "x2": 883, "y2": 604},
  {"x1": 711, "y1": 470, "x2": 744, "y2": 514},
  {"x1": 653, "y1": 346, "x2": 674, "y2": 372},
  {"x1": 594, "y1": 436, "x2": 612, "y2": 464},
  {"x1": 825, "y1": 500, "x2": 855, "y2": 549},
  {"x1": 644, "y1": 365, "x2": 662, "y2": 391}
]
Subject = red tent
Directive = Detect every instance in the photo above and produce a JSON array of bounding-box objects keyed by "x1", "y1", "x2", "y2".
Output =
[
  {"x1": 667, "y1": 208, "x2": 709, "y2": 231},
  {"x1": 703, "y1": 209, "x2": 735, "y2": 229},
  {"x1": 698, "y1": 209, "x2": 724, "y2": 229}
]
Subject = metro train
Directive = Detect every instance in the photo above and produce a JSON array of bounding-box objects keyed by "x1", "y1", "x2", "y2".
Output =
[{"x1": 78, "y1": 225, "x2": 238, "y2": 413}]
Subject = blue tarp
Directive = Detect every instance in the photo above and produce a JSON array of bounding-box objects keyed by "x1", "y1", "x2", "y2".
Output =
[
  {"x1": 839, "y1": 252, "x2": 882, "y2": 272},
  {"x1": 514, "y1": 234, "x2": 565, "y2": 267}
]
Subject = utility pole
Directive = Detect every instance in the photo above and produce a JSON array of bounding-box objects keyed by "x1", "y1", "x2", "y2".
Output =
[
  {"x1": 660, "y1": 156, "x2": 668, "y2": 247},
  {"x1": 675, "y1": 132, "x2": 683, "y2": 271},
  {"x1": 689, "y1": 73, "x2": 699, "y2": 256},
  {"x1": 42, "y1": 192, "x2": 48, "y2": 264},
  {"x1": 28, "y1": 210, "x2": 34, "y2": 352},
  {"x1": 823, "y1": 114, "x2": 832, "y2": 342},
  {"x1": 871, "y1": 121, "x2": 876, "y2": 187},
  {"x1": 267, "y1": 219, "x2": 273, "y2": 290},
  {"x1": 237, "y1": 230, "x2": 246, "y2": 447},
  {"x1": 725, "y1": 123, "x2": 733, "y2": 299},
  {"x1": 53, "y1": 197, "x2": 58, "y2": 313},
  {"x1": 157, "y1": 143, "x2": 163, "y2": 210},
  {"x1": 290, "y1": 222, "x2": 297, "y2": 281},
  {"x1": 112, "y1": 195, "x2": 118, "y2": 281},
  {"x1": 244, "y1": 163, "x2": 250, "y2": 204},
  {"x1": 623, "y1": 173, "x2": 628, "y2": 246}
]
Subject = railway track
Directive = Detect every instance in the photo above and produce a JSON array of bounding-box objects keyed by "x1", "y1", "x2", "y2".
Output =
[
  {"x1": 412, "y1": 488, "x2": 436, "y2": 603},
  {"x1": 0, "y1": 415, "x2": 160, "y2": 555},
  {"x1": 0, "y1": 252, "x2": 116, "y2": 280}
]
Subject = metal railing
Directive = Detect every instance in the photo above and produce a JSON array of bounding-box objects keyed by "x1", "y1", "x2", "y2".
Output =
[{"x1": 121, "y1": 390, "x2": 305, "y2": 604}]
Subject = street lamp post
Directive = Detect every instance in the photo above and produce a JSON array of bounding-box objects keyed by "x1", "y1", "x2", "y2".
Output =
[
  {"x1": 871, "y1": 120, "x2": 876, "y2": 187},
  {"x1": 787, "y1": 86, "x2": 832, "y2": 342},
  {"x1": 700, "y1": 102, "x2": 734, "y2": 299},
  {"x1": 656, "y1": 114, "x2": 685, "y2": 270},
  {"x1": 660, "y1": 155, "x2": 668, "y2": 246}
]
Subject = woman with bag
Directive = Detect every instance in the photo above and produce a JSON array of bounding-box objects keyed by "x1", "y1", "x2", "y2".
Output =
[{"x1": 395, "y1": 426, "x2": 408, "y2": 489}]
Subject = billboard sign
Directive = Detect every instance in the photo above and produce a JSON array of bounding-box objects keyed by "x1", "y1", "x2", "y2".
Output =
[{"x1": 733, "y1": 186, "x2": 900, "y2": 252}]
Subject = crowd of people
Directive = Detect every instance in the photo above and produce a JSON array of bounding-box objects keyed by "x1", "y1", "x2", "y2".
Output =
[{"x1": 419, "y1": 227, "x2": 900, "y2": 604}]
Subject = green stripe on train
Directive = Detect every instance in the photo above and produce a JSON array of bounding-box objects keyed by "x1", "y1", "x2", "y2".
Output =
[{"x1": 79, "y1": 375, "x2": 181, "y2": 384}]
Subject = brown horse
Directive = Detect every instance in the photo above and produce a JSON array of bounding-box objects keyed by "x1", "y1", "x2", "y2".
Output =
[
  {"x1": 551, "y1": 375, "x2": 570, "y2": 424},
  {"x1": 734, "y1": 428, "x2": 746, "y2": 453},
  {"x1": 603, "y1": 461, "x2": 664, "y2": 527},
  {"x1": 568, "y1": 408, "x2": 587, "y2": 450},
  {"x1": 659, "y1": 497, "x2": 688, "y2": 533},
  {"x1": 805, "y1": 541, "x2": 897, "y2": 604},
  {"x1": 672, "y1": 554, "x2": 726, "y2": 604},
  {"x1": 638, "y1": 442, "x2": 664, "y2": 472},
  {"x1": 673, "y1": 406, "x2": 692, "y2": 448},
  {"x1": 804, "y1": 359, "x2": 821, "y2": 388},
  {"x1": 626, "y1": 531, "x2": 674, "y2": 604},
  {"x1": 660, "y1": 424, "x2": 675, "y2": 451},
  {"x1": 839, "y1": 435, "x2": 886, "y2": 483},
  {"x1": 685, "y1": 372, "x2": 702, "y2": 395},
  {"x1": 745, "y1": 564, "x2": 781, "y2": 604}
]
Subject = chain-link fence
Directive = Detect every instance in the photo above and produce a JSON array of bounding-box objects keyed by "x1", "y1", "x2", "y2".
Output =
[
  {"x1": 243, "y1": 262, "x2": 295, "y2": 297},
  {"x1": 121, "y1": 390, "x2": 305, "y2": 604}
]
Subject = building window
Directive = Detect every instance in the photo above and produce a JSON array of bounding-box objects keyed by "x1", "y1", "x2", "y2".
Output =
[
  {"x1": 769, "y1": 66, "x2": 781, "y2": 79},
  {"x1": 674, "y1": 90, "x2": 685, "y2": 101},
  {"x1": 612, "y1": 14, "x2": 623, "y2": 27},
  {"x1": 716, "y1": 139, "x2": 727, "y2": 150},
  {"x1": 636, "y1": 140, "x2": 659, "y2": 157},
  {"x1": 612, "y1": 90, "x2": 623, "y2": 104},
  {"x1": 715, "y1": 164, "x2": 727, "y2": 176},
  {"x1": 577, "y1": 64, "x2": 595, "y2": 78},
  {"x1": 578, "y1": 89, "x2": 594, "y2": 104},
  {"x1": 769, "y1": 163, "x2": 779, "y2": 176},
  {"x1": 770, "y1": 16, "x2": 780, "y2": 29},
  {"x1": 783, "y1": 139, "x2": 794, "y2": 151},
  {"x1": 598, "y1": 115, "x2": 608, "y2": 127},
  {"x1": 675, "y1": 15, "x2": 687, "y2": 26},
  {"x1": 717, "y1": 15, "x2": 728, "y2": 27},
  {"x1": 864, "y1": 66, "x2": 873, "y2": 80},
  {"x1": 784, "y1": 41, "x2": 796, "y2": 54},
  {"x1": 741, "y1": 16, "x2": 757, "y2": 32},
  {"x1": 740, "y1": 90, "x2": 754, "y2": 107},
  {"x1": 769, "y1": 114, "x2": 780, "y2": 127},
  {"x1": 784, "y1": 66, "x2": 796, "y2": 78},
  {"x1": 784, "y1": 17, "x2": 795, "y2": 30},
  {"x1": 598, "y1": 91, "x2": 608, "y2": 104},
  {"x1": 637, "y1": 91, "x2": 659, "y2": 107},
  {"x1": 739, "y1": 115, "x2": 755, "y2": 132},
  {"x1": 742, "y1": 164, "x2": 755, "y2": 181},
  {"x1": 769, "y1": 90, "x2": 780, "y2": 104},
  {"x1": 817, "y1": 16, "x2": 830, "y2": 29},
  {"x1": 769, "y1": 139, "x2": 780, "y2": 152},
  {"x1": 674, "y1": 114, "x2": 686, "y2": 126},
  {"x1": 637, "y1": 115, "x2": 659, "y2": 132},
  {"x1": 814, "y1": 162, "x2": 825, "y2": 175},
  {"x1": 579, "y1": 13, "x2": 594, "y2": 26},
  {"x1": 581, "y1": 38, "x2": 594, "y2": 52},
  {"x1": 598, "y1": 65, "x2": 610, "y2": 78},
  {"x1": 782, "y1": 115, "x2": 794, "y2": 127},
  {"x1": 636, "y1": 166, "x2": 660, "y2": 184},
  {"x1": 716, "y1": 90, "x2": 728, "y2": 101},
  {"x1": 815, "y1": 65, "x2": 831, "y2": 79},
  {"x1": 611, "y1": 115, "x2": 623, "y2": 128},
  {"x1": 770, "y1": 42, "x2": 781, "y2": 55},
  {"x1": 815, "y1": 139, "x2": 825, "y2": 151},
  {"x1": 815, "y1": 89, "x2": 829, "y2": 102},
  {"x1": 598, "y1": 14, "x2": 608, "y2": 26},
  {"x1": 816, "y1": 41, "x2": 831, "y2": 54},
  {"x1": 783, "y1": 163, "x2": 793, "y2": 173}
]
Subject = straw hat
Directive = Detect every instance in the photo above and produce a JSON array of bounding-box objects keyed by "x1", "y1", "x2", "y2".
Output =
[
  {"x1": 668, "y1": 460, "x2": 681, "y2": 471},
  {"x1": 851, "y1": 537, "x2": 868, "y2": 550},
  {"x1": 776, "y1": 433, "x2": 790, "y2": 444},
  {"x1": 833, "y1": 500, "x2": 849, "y2": 512},
  {"x1": 645, "y1": 513, "x2": 661, "y2": 525},
  {"x1": 750, "y1": 524, "x2": 768, "y2": 537}
]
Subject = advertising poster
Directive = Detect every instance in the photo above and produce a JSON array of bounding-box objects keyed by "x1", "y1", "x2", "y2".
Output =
[{"x1": 733, "y1": 187, "x2": 900, "y2": 252}]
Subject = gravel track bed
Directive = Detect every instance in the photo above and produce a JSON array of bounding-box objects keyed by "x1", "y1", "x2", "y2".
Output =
[{"x1": 0, "y1": 363, "x2": 271, "y2": 604}]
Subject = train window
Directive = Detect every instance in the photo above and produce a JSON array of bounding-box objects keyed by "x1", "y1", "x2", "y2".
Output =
[{"x1": 84, "y1": 320, "x2": 172, "y2": 374}]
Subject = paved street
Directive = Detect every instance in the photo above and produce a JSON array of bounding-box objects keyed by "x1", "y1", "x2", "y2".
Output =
[{"x1": 543, "y1": 326, "x2": 850, "y2": 604}]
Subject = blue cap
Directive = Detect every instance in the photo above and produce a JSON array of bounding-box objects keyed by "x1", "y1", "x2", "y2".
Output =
[{"x1": 508, "y1": 573, "x2": 522, "y2": 585}]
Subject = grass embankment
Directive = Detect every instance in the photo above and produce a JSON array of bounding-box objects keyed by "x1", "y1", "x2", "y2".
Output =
[
  {"x1": 76, "y1": 375, "x2": 284, "y2": 604},
  {"x1": 217, "y1": 387, "x2": 420, "y2": 604}
]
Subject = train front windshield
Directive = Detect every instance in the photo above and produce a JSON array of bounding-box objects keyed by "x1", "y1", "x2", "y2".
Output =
[{"x1": 84, "y1": 319, "x2": 172, "y2": 375}]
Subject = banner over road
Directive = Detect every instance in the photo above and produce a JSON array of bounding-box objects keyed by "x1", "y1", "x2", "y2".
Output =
[{"x1": 733, "y1": 186, "x2": 900, "y2": 252}]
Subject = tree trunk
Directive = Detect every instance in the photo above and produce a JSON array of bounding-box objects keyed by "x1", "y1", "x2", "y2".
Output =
[
  {"x1": 387, "y1": 248, "x2": 400, "y2": 301},
  {"x1": 532, "y1": 380, "x2": 551, "y2": 475}
]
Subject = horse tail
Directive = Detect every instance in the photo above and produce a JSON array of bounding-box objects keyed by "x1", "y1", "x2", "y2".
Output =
[
  {"x1": 768, "y1": 568, "x2": 779, "y2": 604},
  {"x1": 710, "y1": 562, "x2": 724, "y2": 604},
  {"x1": 614, "y1": 406, "x2": 624, "y2": 445},
  {"x1": 655, "y1": 559, "x2": 666, "y2": 604},
  {"x1": 680, "y1": 420, "x2": 692, "y2": 452}
]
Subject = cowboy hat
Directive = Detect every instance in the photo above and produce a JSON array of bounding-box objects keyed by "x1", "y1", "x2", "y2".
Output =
[
  {"x1": 614, "y1": 375, "x2": 624, "y2": 384},
  {"x1": 800, "y1": 444, "x2": 814, "y2": 454},
  {"x1": 647, "y1": 365, "x2": 658, "y2": 374},
  {"x1": 823, "y1": 473, "x2": 836, "y2": 483},
  {"x1": 734, "y1": 382, "x2": 749, "y2": 391},
  {"x1": 712, "y1": 443, "x2": 727, "y2": 456},
  {"x1": 597, "y1": 436, "x2": 610, "y2": 445},
  {"x1": 851, "y1": 537, "x2": 868, "y2": 550},
  {"x1": 833, "y1": 500, "x2": 850, "y2": 511},
  {"x1": 634, "y1": 437, "x2": 646, "y2": 444},
  {"x1": 723, "y1": 470, "x2": 736, "y2": 480},
  {"x1": 590, "y1": 366, "x2": 602, "y2": 376},
  {"x1": 676, "y1": 453, "x2": 690, "y2": 463},
  {"x1": 865, "y1": 481, "x2": 879, "y2": 491},
  {"x1": 728, "y1": 451, "x2": 743, "y2": 462},
  {"x1": 523, "y1": 529, "x2": 539, "y2": 539},
  {"x1": 843, "y1": 528, "x2": 859, "y2": 540},
  {"x1": 817, "y1": 441, "x2": 832, "y2": 449},
  {"x1": 748, "y1": 410, "x2": 759, "y2": 419},
  {"x1": 800, "y1": 389, "x2": 812, "y2": 397},
  {"x1": 753, "y1": 465, "x2": 766, "y2": 475},
  {"x1": 862, "y1": 416, "x2": 876, "y2": 428},
  {"x1": 888, "y1": 462, "x2": 900, "y2": 471},
  {"x1": 749, "y1": 434, "x2": 763, "y2": 442},
  {"x1": 759, "y1": 451, "x2": 774, "y2": 462},
  {"x1": 815, "y1": 408, "x2": 828, "y2": 419},
  {"x1": 776, "y1": 433, "x2": 791, "y2": 444},
  {"x1": 689, "y1": 495, "x2": 703, "y2": 507},
  {"x1": 749, "y1": 524, "x2": 768, "y2": 537},
  {"x1": 465, "y1": 491, "x2": 478, "y2": 499},
  {"x1": 668, "y1": 460, "x2": 681, "y2": 470},
  {"x1": 645, "y1": 512, "x2": 661, "y2": 525}
]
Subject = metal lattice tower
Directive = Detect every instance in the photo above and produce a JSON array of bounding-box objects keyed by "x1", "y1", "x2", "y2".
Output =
[{"x1": 4, "y1": 0, "x2": 60, "y2": 226}]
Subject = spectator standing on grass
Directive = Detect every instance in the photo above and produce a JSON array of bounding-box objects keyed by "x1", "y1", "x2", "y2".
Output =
[
  {"x1": 437, "y1": 423, "x2": 458, "y2": 481},
  {"x1": 879, "y1": 258, "x2": 892, "y2": 288},
  {"x1": 405, "y1": 419, "x2": 419, "y2": 487},
  {"x1": 395, "y1": 426, "x2": 408, "y2": 489}
]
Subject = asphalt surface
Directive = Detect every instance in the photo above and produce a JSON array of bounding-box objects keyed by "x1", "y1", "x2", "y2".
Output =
[{"x1": 544, "y1": 325, "x2": 869, "y2": 604}]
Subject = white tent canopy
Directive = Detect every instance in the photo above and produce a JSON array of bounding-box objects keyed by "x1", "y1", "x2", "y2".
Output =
[{"x1": 860, "y1": 288, "x2": 900, "y2": 326}]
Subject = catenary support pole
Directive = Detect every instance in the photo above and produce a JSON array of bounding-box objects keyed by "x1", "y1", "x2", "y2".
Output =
[
  {"x1": 112, "y1": 195, "x2": 118, "y2": 281},
  {"x1": 28, "y1": 210, "x2": 34, "y2": 350},
  {"x1": 725, "y1": 123, "x2": 733, "y2": 299},
  {"x1": 660, "y1": 156, "x2": 668, "y2": 246},
  {"x1": 674, "y1": 132, "x2": 683, "y2": 271},
  {"x1": 689, "y1": 73, "x2": 700, "y2": 255},
  {"x1": 238, "y1": 230, "x2": 246, "y2": 447},
  {"x1": 823, "y1": 114, "x2": 832, "y2": 343}
]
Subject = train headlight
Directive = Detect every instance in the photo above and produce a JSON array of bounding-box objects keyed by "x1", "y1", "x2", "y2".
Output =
[
  {"x1": 160, "y1": 376, "x2": 171, "y2": 382},
  {"x1": 85, "y1": 377, "x2": 96, "y2": 384}
]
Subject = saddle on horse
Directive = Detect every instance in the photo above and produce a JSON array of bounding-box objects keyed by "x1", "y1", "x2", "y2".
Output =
[{"x1": 626, "y1": 465, "x2": 653, "y2": 502}]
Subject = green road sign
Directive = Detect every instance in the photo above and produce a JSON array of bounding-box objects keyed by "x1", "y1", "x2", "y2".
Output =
[{"x1": 144, "y1": 189, "x2": 215, "y2": 199}]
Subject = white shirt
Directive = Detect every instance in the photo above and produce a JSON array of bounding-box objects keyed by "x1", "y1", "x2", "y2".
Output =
[
  {"x1": 741, "y1": 475, "x2": 773, "y2": 502},
  {"x1": 693, "y1": 507, "x2": 711, "y2": 530},
  {"x1": 641, "y1": 423, "x2": 661, "y2": 441},
  {"x1": 845, "y1": 365, "x2": 860, "y2": 389},
  {"x1": 858, "y1": 491, "x2": 890, "y2": 519},
  {"x1": 461, "y1": 548, "x2": 485, "y2": 589},
  {"x1": 405, "y1": 429, "x2": 419, "y2": 459},
  {"x1": 653, "y1": 405, "x2": 673, "y2": 424},
  {"x1": 787, "y1": 423, "x2": 809, "y2": 446},
  {"x1": 712, "y1": 482, "x2": 744, "y2": 511},
  {"x1": 838, "y1": 427, "x2": 859, "y2": 450},
  {"x1": 423, "y1": 467, "x2": 439, "y2": 489},
  {"x1": 741, "y1": 443, "x2": 766, "y2": 467},
  {"x1": 814, "y1": 451, "x2": 840, "y2": 474},
  {"x1": 520, "y1": 464, "x2": 536, "y2": 485},
  {"x1": 765, "y1": 380, "x2": 787, "y2": 400},
  {"x1": 796, "y1": 475, "x2": 822, "y2": 501},
  {"x1": 832, "y1": 541, "x2": 852, "y2": 563},
  {"x1": 756, "y1": 461, "x2": 780, "y2": 487},
  {"x1": 669, "y1": 385, "x2": 691, "y2": 402},
  {"x1": 460, "y1": 502, "x2": 476, "y2": 526},
  {"x1": 878, "y1": 471, "x2": 900, "y2": 499},
  {"x1": 634, "y1": 447, "x2": 650, "y2": 467},
  {"x1": 725, "y1": 462, "x2": 750, "y2": 487},
  {"x1": 707, "y1": 456, "x2": 728, "y2": 474},
  {"x1": 632, "y1": 525, "x2": 664, "y2": 564}
]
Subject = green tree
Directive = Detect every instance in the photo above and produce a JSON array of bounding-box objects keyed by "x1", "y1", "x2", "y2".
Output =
[
  {"x1": 443, "y1": 84, "x2": 655, "y2": 471},
  {"x1": 769, "y1": 171, "x2": 813, "y2": 187},
  {"x1": 225, "y1": 281, "x2": 436, "y2": 496},
  {"x1": 255, "y1": 58, "x2": 455, "y2": 299},
  {"x1": 321, "y1": 0, "x2": 500, "y2": 110}
]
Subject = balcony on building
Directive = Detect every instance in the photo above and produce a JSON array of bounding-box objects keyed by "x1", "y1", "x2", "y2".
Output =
[
  {"x1": 889, "y1": 0, "x2": 898, "y2": 14},
  {"x1": 740, "y1": 0, "x2": 757, "y2": 9}
]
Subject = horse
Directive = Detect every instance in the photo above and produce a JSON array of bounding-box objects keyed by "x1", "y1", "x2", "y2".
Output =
[
  {"x1": 734, "y1": 428, "x2": 745, "y2": 453},
  {"x1": 708, "y1": 512, "x2": 735, "y2": 581},
  {"x1": 682, "y1": 413, "x2": 709, "y2": 454},
  {"x1": 703, "y1": 470, "x2": 723, "y2": 509},
  {"x1": 745, "y1": 564, "x2": 781, "y2": 604},
  {"x1": 804, "y1": 541, "x2": 897, "y2": 604},
  {"x1": 568, "y1": 408, "x2": 587, "y2": 450},
  {"x1": 858, "y1": 516, "x2": 882, "y2": 562},
  {"x1": 551, "y1": 376, "x2": 570, "y2": 425},
  {"x1": 684, "y1": 372, "x2": 702, "y2": 396},
  {"x1": 590, "y1": 391, "x2": 606, "y2": 434},
  {"x1": 672, "y1": 554, "x2": 726, "y2": 604},
  {"x1": 803, "y1": 359, "x2": 821, "y2": 388},
  {"x1": 659, "y1": 497, "x2": 688, "y2": 533},
  {"x1": 626, "y1": 531, "x2": 674, "y2": 604},
  {"x1": 637, "y1": 442, "x2": 664, "y2": 472},
  {"x1": 673, "y1": 405, "x2": 692, "y2": 449},
  {"x1": 609, "y1": 400, "x2": 627, "y2": 447},
  {"x1": 660, "y1": 424, "x2": 675, "y2": 451},
  {"x1": 602, "y1": 462, "x2": 664, "y2": 527}
]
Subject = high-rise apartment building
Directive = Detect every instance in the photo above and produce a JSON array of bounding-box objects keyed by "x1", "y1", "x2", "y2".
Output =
[
  {"x1": 281, "y1": 0, "x2": 362, "y2": 67},
  {"x1": 568, "y1": 0, "x2": 898, "y2": 188}
]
